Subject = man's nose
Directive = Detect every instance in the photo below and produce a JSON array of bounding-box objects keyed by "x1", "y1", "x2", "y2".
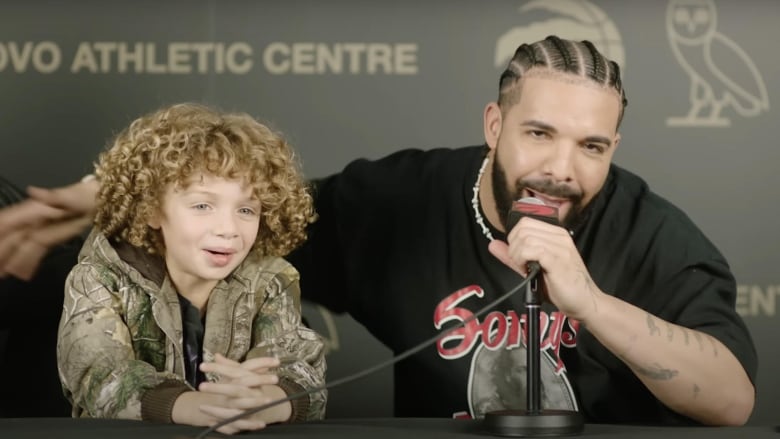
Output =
[{"x1": 543, "y1": 142, "x2": 576, "y2": 182}]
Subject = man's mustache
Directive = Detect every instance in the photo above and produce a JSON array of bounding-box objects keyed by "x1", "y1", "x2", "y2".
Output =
[{"x1": 515, "y1": 180, "x2": 583, "y2": 200}]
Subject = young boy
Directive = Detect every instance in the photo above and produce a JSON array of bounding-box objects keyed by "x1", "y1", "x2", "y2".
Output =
[{"x1": 56, "y1": 103, "x2": 326, "y2": 434}]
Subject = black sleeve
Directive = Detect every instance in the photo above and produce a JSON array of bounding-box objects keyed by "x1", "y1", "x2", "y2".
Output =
[
  {"x1": 665, "y1": 258, "x2": 758, "y2": 384},
  {"x1": 0, "y1": 175, "x2": 30, "y2": 326},
  {"x1": 0, "y1": 175, "x2": 25, "y2": 206},
  {"x1": 287, "y1": 150, "x2": 427, "y2": 316},
  {"x1": 0, "y1": 240, "x2": 83, "y2": 326},
  {"x1": 287, "y1": 176, "x2": 351, "y2": 313}
]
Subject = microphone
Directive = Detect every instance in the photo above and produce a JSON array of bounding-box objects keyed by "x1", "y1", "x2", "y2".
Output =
[
  {"x1": 484, "y1": 197, "x2": 583, "y2": 437},
  {"x1": 506, "y1": 197, "x2": 559, "y2": 275},
  {"x1": 195, "y1": 268, "x2": 541, "y2": 438},
  {"x1": 506, "y1": 197, "x2": 559, "y2": 229}
]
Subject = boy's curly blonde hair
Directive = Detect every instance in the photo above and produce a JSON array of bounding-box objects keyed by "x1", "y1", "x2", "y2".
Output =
[{"x1": 94, "y1": 103, "x2": 315, "y2": 258}]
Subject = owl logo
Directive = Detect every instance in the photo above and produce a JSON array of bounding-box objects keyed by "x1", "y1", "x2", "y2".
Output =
[{"x1": 666, "y1": 0, "x2": 769, "y2": 127}]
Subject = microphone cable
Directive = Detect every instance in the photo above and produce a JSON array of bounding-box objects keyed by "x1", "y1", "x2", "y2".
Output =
[{"x1": 196, "y1": 264, "x2": 541, "y2": 438}]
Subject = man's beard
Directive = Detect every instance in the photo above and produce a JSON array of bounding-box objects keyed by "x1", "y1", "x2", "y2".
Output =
[{"x1": 491, "y1": 156, "x2": 585, "y2": 230}]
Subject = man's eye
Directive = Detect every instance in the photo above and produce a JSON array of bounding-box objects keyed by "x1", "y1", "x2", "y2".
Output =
[{"x1": 585, "y1": 144, "x2": 606, "y2": 154}]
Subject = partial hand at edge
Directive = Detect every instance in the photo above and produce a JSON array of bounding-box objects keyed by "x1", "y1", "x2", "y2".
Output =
[
  {"x1": 26, "y1": 178, "x2": 99, "y2": 217},
  {"x1": 0, "y1": 178, "x2": 98, "y2": 280}
]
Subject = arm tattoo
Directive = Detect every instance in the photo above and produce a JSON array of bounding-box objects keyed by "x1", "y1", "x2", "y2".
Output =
[
  {"x1": 708, "y1": 336, "x2": 719, "y2": 357},
  {"x1": 693, "y1": 383, "x2": 700, "y2": 399},
  {"x1": 634, "y1": 362, "x2": 679, "y2": 381},
  {"x1": 666, "y1": 322, "x2": 674, "y2": 342},
  {"x1": 646, "y1": 313, "x2": 661, "y2": 337},
  {"x1": 683, "y1": 329, "x2": 690, "y2": 346},
  {"x1": 693, "y1": 331, "x2": 704, "y2": 351}
]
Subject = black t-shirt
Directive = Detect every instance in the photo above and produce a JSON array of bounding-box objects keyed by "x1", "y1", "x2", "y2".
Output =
[
  {"x1": 288, "y1": 145, "x2": 757, "y2": 424},
  {"x1": 177, "y1": 294, "x2": 206, "y2": 388}
]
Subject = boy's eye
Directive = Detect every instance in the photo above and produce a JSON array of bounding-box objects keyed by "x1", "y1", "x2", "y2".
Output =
[{"x1": 193, "y1": 203, "x2": 210, "y2": 210}]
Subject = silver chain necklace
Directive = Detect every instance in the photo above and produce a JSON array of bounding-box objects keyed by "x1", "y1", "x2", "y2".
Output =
[
  {"x1": 471, "y1": 157, "x2": 494, "y2": 242},
  {"x1": 471, "y1": 156, "x2": 575, "y2": 243}
]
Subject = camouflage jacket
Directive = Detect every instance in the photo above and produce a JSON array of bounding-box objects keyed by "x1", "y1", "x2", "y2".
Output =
[{"x1": 57, "y1": 230, "x2": 326, "y2": 422}]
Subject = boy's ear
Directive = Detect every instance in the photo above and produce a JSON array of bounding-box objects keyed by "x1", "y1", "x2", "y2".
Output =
[{"x1": 147, "y1": 213, "x2": 161, "y2": 230}]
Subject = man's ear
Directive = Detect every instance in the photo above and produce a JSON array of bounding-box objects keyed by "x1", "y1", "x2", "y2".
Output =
[{"x1": 483, "y1": 102, "x2": 502, "y2": 152}]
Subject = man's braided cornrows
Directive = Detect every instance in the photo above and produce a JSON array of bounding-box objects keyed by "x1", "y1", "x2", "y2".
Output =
[{"x1": 498, "y1": 35, "x2": 628, "y2": 128}]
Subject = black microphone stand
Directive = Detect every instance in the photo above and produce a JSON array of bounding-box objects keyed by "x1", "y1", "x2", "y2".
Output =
[{"x1": 483, "y1": 267, "x2": 584, "y2": 436}]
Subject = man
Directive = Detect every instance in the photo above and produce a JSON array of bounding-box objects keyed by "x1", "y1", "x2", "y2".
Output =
[
  {"x1": 285, "y1": 36, "x2": 756, "y2": 425},
  {"x1": 0, "y1": 36, "x2": 756, "y2": 425}
]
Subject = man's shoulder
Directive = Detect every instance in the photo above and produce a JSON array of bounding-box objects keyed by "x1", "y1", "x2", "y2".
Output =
[
  {"x1": 609, "y1": 165, "x2": 693, "y2": 223},
  {"x1": 340, "y1": 144, "x2": 484, "y2": 177},
  {"x1": 605, "y1": 165, "x2": 717, "y2": 252},
  {"x1": 313, "y1": 145, "x2": 484, "y2": 204}
]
